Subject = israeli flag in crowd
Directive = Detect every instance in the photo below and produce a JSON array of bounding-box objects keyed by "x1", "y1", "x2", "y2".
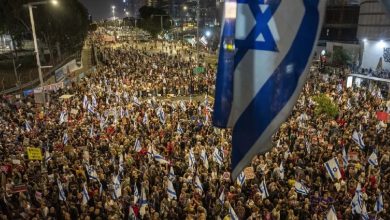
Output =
[
  {"x1": 368, "y1": 151, "x2": 378, "y2": 166},
  {"x1": 194, "y1": 176, "x2": 203, "y2": 192},
  {"x1": 351, "y1": 183, "x2": 363, "y2": 214},
  {"x1": 200, "y1": 149, "x2": 209, "y2": 169},
  {"x1": 140, "y1": 186, "x2": 148, "y2": 213},
  {"x1": 57, "y1": 179, "x2": 66, "y2": 201},
  {"x1": 169, "y1": 166, "x2": 176, "y2": 181},
  {"x1": 374, "y1": 193, "x2": 384, "y2": 213},
  {"x1": 153, "y1": 150, "x2": 169, "y2": 164},
  {"x1": 134, "y1": 139, "x2": 142, "y2": 152},
  {"x1": 259, "y1": 179, "x2": 269, "y2": 199},
  {"x1": 189, "y1": 148, "x2": 196, "y2": 170},
  {"x1": 133, "y1": 183, "x2": 139, "y2": 204},
  {"x1": 157, "y1": 107, "x2": 166, "y2": 124},
  {"x1": 279, "y1": 162, "x2": 284, "y2": 180},
  {"x1": 82, "y1": 183, "x2": 90, "y2": 205},
  {"x1": 213, "y1": 147, "x2": 224, "y2": 166},
  {"x1": 236, "y1": 171, "x2": 246, "y2": 186},
  {"x1": 112, "y1": 174, "x2": 121, "y2": 199},
  {"x1": 177, "y1": 123, "x2": 184, "y2": 134},
  {"x1": 63, "y1": 132, "x2": 69, "y2": 145},
  {"x1": 87, "y1": 103, "x2": 95, "y2": 114},
  {"x1": 212, "y1": 0, "x2": 326, "y2": 179},
  {"x1": 326, "y1": 206, "x2": 337, "y2": 220},
  {"x1": 83, "y1": 95, "x2": 88, "y2": 109},
  {"x1": 361, "y1": 203, "x2": 369, "y2": 220},
  {"x1": 92, "y1": 94, "x2": 97, "y2": 107},
  {"x1": 25, "y1": 120, "x2": 32, "y2": 132},
  {"x1": 167, "y1": 179, "x2": 177, "y2": 200},
  {"x1": 133, "y1": 96, "x2": 141, "y2": 106},
  {"x1": 352, "y1": 131, "x2": 365, "y2": 150},
  {"x1": 119, "y1": 154, "x2": 124, "y2": 174},
  {"x1": 44, "y1": 150, "x2": 52, "y2": 164},
  {"x1": 342, "y1": 147, "x2": 348, "y2": 168},
  {"x1": 59, "y1": 111, "x2": 68, "y2": 125},
  {"x1": 324, "y1": 158, "x2": 342, "y2": 181},
  {"x1": 229, "y1": 205, "x2": 239, "y2": 220},
  {"x1": 179, "y1": 101, "x2": 186, "y2": 111},
  {"x1": 142, "y1": 113, "x2": 148, "y2": 125},
  {"x1": 294, "y1": 181, "x2": 310, "y2": 195},
  {"x1": 85, "y1": 164, "x2": 99, "y2": 181},
  {"x1": 219, "y1": 190, "x2": 225, "y2": 205}
]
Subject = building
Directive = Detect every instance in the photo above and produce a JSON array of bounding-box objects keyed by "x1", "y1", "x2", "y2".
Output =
[{"x1": 357, "y1": 0, "x2": 390, "y2": 70}]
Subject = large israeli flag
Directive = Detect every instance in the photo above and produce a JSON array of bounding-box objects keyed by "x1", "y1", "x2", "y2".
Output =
[
  {"x1": 324, "y1": 158, "x2": 342, "y2": 181},
  {"x1": 213, "y1": 0, "x2": 326, "y2": 179}
]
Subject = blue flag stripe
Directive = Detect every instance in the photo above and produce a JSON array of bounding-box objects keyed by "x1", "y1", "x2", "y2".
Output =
[{"x1": 231, "y1": 0, "x2": 321, "y2": 178}]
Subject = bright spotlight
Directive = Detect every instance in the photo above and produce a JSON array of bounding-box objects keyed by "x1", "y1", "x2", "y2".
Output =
[
  {"x1": 51, "y1": 0, "x2": 58, "y2": 6},
  {"x1": 363, "y1": 38, "x2": 367, "y2": 42},
  {"x1": 205, "y1": 30, "x2": 211, "y2": 37},
  {"x1": 378, "y1": 40, "x2": 385, "y2": 48}
]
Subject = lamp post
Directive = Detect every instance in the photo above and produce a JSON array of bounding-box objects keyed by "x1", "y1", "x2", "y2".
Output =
[
  {"x1": 25, "y1": 0, "x2": 58, "y2": 104},
  {"x1": 112, "y1": 5, "x2": 116, "y2": 21}
]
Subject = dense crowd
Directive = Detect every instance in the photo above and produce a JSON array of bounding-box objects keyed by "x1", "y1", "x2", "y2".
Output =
[
  {"x1": 0, "y1": 35, "x2": 389, "y2": 220},
  {"x1": 356, "y1": 68, "x2": 390, "y2": 79}
]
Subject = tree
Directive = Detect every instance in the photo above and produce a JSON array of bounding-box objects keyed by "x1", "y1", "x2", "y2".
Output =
[
  {"x1": 332, "y1": 46, "x2": 351, "y2": 67},
  {"x1": 312, "y1": 94, "x2": 339, "y2": 119},
  {"x1": 138, "y1": 6, "x2": 172, "y2": 37},
  {"x1": 0, "y1": 0, "x2": 89, "y2": 63}
]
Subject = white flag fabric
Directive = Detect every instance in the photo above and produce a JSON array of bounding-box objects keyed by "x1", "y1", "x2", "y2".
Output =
[
  {"x1": 139, "y1": 186, "x2": 148, "y2": 217},
  {"x1": 200, "y1": 149, "x2": 209, "y2": 169},
  {"x1": 229, "y1": 205, "x2": 239, "y2": 220},
  {"x1": 134, "y1": 139, "x2": 142, "y2": 152},
  {"x1": 57, "y1": 179, "x2": 66, "y2": 201},
  {"x1": 294, "y1": 181, "x2": 309, "y2": 195},
  {"x1": 218, "y1": 190, "x2": 225, "y2": 205},
  {"x1": 279, "y1": 162, "x2": 284, "y2": 180},
  {"x1": 167, "y1": 179, "x2": 177, "y2": 200},
  {"x1": 342, "y1": 147, "x2": 348, "y2": 168},
  {"x1": 168, "y1": 167, "x2": 176, "y2": 181},
  {"x1": 112, "y1": 175, "x2": 121, "y2": 199},
  {"x1": 236, "y1": 171, "x2": 246, "y2": 186},
  {"x1": 374, "y1": 193, "x2": 384, "y2": 213},
  {"x1": 213, "y1": 0, "x2": 326, "y2": 179},
  {"x1": 142, "y1": 113, "x2": 148, "y2": 125},
  {"x1": 259, "y1": 179, "x2": 269, "y2": 199},
  {"x1": 85, "y1": 164, "x2": 99, "y2": 181},
  {"x1": 368, "y1": 151, "x2": 378, "y2": 166},
  {"x1": 324, "y1": 158, "x2": 342, "y2": 181},
  {"x1": 352, "y1": 131, "x2": 365, "y2": 150},
  {"x1": 63, "y1": 132, "x2": 69, "y2": 145},
  {"x1": 25, "y1": 120, "x2": 32, "y2": 132},
  {"x1": 153, "y1": 150, "x2": 169, "y2": 164},
  {"x1": 213, "y1": 147, "x2": 224, "y2": 166},
  {"x1": 326, "y1": 206, "x2": 337, "y2": 220},
  {"x1": 177, "y1": 123, "x2": 184, "y2": 134},
  {"x1": 351, "y1": 183, "x2": 363, "y2": 214},
  {"x1": 133, "y1": 183, "x2": 139, "y2": 204},
  {"x1": 82, "y1": 183, "x2": 90, "y2": 205},
  {"x1": 188, "y1": 148, "x2": 196, "y2": 170},
  {"x1": 361, "y1": 203, "x2": 369, "y2": 220},
  {"x1": 194, "y1": 176, "x2": 203, "y2": 193},
  {"x1": 83, "y1": 95, "x2": 88, "y2": 109}
]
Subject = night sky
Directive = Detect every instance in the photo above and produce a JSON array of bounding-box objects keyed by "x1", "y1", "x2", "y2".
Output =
[{"x1": 79, "y1": 0, "x2": 130, "y2": 21}]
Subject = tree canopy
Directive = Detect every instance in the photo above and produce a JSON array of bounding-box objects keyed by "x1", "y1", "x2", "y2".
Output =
[
  {"x1": 0, "y1": 0, "x2": 89, "y2": 59},
  {"x1": 138, "y1": 6, "x2": 172, "y2": 37}
]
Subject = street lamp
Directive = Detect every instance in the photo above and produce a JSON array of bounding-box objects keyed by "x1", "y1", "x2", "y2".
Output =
[
  {"x1": 112, "y1": 5, "x2": 116, "y2": 20},
  {"x1": 24, "y1": 0, "x2": 58, "y2": 102}
]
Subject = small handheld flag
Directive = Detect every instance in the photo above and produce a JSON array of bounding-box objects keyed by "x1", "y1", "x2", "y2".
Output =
[
  {"x1": 342, "y1": 147, "x2": 348, "y2": 168},
  {"x1": 218, "y1": 189, "x2": 225, "y2": 205},
  {"x1": 134, "y1": 183, "x2": 139, "y2": 204},
  {"x1": 213, "y1": 147, "x2": 224, "y2": 166},
  {"x1": 229, "y1": 205, "x2": 239, "y2": 220},
  {"x1": 57, "y1": 179, "x2": 66, "y2": 201},
  {"x1": 352, "y1": 131, "x2": 365, "y2": 150},
  {"x1": 236, "y1": 171, "x2": 246, "y2": 186},
  {"x1": 368, "y1": 151, "x2": 378, "y2": 166},
  {"x1": 82, "y1": 183, "x2": 90, "y2": 205},
  {"x1": 324, "y1": 158, "x2": 342, "y2": 181},
  {"x1": 259, "y1": 179, "x2": 269, "y2": 199},
  {"x1": 167, "y1": 179, "x2": 177, "y2": 200},
  {"x1": 294, "y1": 181, "x2": 310, "y2": 195},
  {"x1": 194, "y1": 176, "x2": 203, "y2": 193},
  {"x1": 134, "y1": 139, "x2": 142, "y2": 152},
  {"x1": 200, "y1": 149, "x2": 209, "y2": 169},
  {"x1": 374, "y1": 193, "x2": 384, "y2": 213}
]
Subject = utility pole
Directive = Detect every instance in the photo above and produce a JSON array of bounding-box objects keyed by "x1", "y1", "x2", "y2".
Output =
[{"x1": 196, "y1": 0, "x2": 200, "y2": 65}]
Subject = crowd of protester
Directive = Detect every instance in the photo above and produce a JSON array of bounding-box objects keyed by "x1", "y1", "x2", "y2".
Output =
[
  {"x1": 355, "y1": 68, "x2": 390, "y2": 79},
  {"x1": 0, "y1": 34, "x2": 389, "y2": 220}
]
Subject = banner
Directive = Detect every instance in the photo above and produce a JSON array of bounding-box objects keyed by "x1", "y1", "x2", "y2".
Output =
[{"x1": 27, "y1": 147, "x2": 43, "y2": 160}]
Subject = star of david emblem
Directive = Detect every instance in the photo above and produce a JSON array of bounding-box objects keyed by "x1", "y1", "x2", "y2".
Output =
[{"x1": 234, "y1": 0, "x2": 280, "y2": 68}]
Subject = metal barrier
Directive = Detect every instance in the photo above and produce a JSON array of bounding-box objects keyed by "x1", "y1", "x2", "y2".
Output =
[{"x1": 0, "y1": 53, "x2": 79, "y2": 95}]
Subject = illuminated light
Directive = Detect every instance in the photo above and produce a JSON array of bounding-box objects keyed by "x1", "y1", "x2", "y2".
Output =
[
  {"x1": 378, "y1": 40, "x2": 385, "y2": 48},
  {"x1": 205, "y1": 30, "x2": 211, "y2": 37},
  {"x1": 321, "y1": 50, "x2": 326, "y2": 56},
  {"x1": 363, "y1": 38, "x2": 367, "y2": 42},
  {"x1": 225, "y1": 2, "x2": 237, "y2": 19},
  {"x1": 51, "y1": 0, "x2": 58, "y2": 5}
]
